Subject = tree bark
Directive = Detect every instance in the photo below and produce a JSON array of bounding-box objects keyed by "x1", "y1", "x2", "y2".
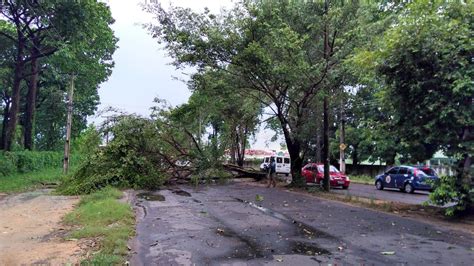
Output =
[
  {"x1": 459, "y1": 127, "x2": 472, "y2": 209},
  {"x1": 1, "y1": 99, "x2": 10, "y2": 149},
  {"x1": 280, "y1": 121, "x2": 304, "y2": 186},
  {"x1": 4, "y1": 34, "x2": 25, "y2": 151},
  {"x1": 352, "y1": 145, "x2": 359, "y2": 167},
  {"x1": 323, "y1": 96, "x2": 330, "y2": 191},
  {"x1": 237, "y1": 126, "x2": 246, "y2": 167},
  {"x1": 230, "y1": 130, "x2": 236, "y2": 164},
  {"x1": 24, "y1": 46, "x2": 40, "y2": 150}
]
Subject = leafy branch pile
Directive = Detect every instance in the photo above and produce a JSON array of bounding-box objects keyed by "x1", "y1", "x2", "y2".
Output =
[{"x1": 60, "y1": 100, "x2": 235, "y2": 194}]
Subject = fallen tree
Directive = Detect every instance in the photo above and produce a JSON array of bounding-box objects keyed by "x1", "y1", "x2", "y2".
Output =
[{"x1": 222, "y1": 164, "x2": 266, "y2": 180}]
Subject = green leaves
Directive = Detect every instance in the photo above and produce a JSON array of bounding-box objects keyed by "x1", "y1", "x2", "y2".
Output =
[{"x1": 349, "y1": 1, "x2": 474, "y2": 214}]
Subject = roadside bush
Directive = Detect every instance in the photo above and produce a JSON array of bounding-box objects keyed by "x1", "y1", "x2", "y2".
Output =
[
  {"x1": 428, "y1": 175, "x2": 473, "y2": 216},
  {"x1": 15, "y1": 151, "x2": 63, "y2": 173},
  {"x1": 72, "y1": 125, "x2": 101, "y2": 157},
  {"x1": 0, "y1": 152, "x2": 18, "y2": 176},
  {"x1": 0, "y1": 151, "x2": 63, "y2": 177}
]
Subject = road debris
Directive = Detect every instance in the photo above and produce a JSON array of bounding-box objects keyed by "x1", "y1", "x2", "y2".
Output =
[{"x1": 381, "y1": 251, "x2": 395, "y2": 255}]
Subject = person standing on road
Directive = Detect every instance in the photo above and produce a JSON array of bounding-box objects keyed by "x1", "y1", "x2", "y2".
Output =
[{"x1": 267, "y1": 157, "x2": 277, "y2": 188}]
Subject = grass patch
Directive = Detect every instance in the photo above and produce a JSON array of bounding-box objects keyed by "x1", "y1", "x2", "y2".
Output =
[
  {"x1": 0, "y1": 167, "x2": 65, "y2": 193},
  {"x1": 305, "y1": 186, "x2": 396, "y2": 212},
  {"x1": 350, "y1": 175, "x2": 374, "y2": 185},
  {"x1": 64, "y1": 187, "x2": 135, "y2": 264}
]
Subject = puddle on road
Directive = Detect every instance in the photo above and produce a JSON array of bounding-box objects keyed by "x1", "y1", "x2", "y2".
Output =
[
  {"x1": 137, "y1": 192, "x2": 166, "y2": 201},
  {"x1": 214, "y1": 225, "x2": 331, "y2": 258},
  {"x1": 235, "y1": 197, "x2": 333, "y2": 239},
  {"x1": 294, "y1": 221, "x2": 334, "y2": 239},
  {"x1": 172, "y1": 189, "x2": 191, "y2": 197},
  {"x1": 213, "y1": 198, "x2": 332, "y2": 259},
  {"x1": 291, "y1": 241, "x2": 331, "y2": 256}
]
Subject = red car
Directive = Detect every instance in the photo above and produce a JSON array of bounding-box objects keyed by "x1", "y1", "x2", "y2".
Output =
[{"x1": 302, "y1": 163, "x2": 350, "y2": 189}]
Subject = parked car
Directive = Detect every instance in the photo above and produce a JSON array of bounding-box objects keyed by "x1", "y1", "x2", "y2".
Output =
[
  {"x1": 301, "y1": 163, "x2": 350, "y2": 189},
  {"x1": 259, "y1": 156, "x2": 291, "y2": 176},
  {"x1": 374, "y1": 165, "x2": 439, "y2": 193}
]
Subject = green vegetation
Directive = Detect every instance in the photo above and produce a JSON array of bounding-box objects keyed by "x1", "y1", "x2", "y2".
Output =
[
  {"x1": 349, "y1": 175, "x2": 374, "y2": 185},
  {"x1": 60, "y1": 100, "x2": 239, "y2": 194},
  {"x1": 64, "y1": 187, "x2": 134, "y2": 264},
  {"x1": 1, "y1": 1, "x2": 117, "y2": 151},
  {"x1": 351, "y1": 1, "x2": 473, "y2": 215},
  {"x1": 145, "y1": 0, "x2": 472, "y2": 214},
  {"x1": 59, "y1": 116, "x2": 168, "y2": 195},
  {"x1": 145, "y1": 0, "x2": 367, "y2": 187},
  {"x1": 1, "y1": 1, "x2": 472, "y2": 216},
  {"x1": 0, "y1": 151, "x2": 62, "y2": 176},
  {"x1": 0, "y1": 151, "x2": 85, "y2": 193},
  {"x1": 0, "y1": 167, "x2": 64, "y2": 193}
]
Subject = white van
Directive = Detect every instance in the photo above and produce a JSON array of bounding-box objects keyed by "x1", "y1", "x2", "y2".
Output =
[{"x1": 260, "y1": 156, "x2": 291, "y2": 176}]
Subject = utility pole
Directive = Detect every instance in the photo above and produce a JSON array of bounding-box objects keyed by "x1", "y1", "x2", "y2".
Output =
[
  {"x1": 339, "y1": 98, "x2": 346, "y2": 173},
  {"x1": 63, "y1": 75, "x2": 75, "y2": 174},
  {"x1": 322, "y1": 0, "x2": 330, "y2": 191}
]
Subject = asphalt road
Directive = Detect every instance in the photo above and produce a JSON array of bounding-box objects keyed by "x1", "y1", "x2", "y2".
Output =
[
  {"x1": 129, "y1": 182, "x2": 474, "y2": 265},
  {"x1": 331, "y1": 183, "x2": 430, "y2": 205}
]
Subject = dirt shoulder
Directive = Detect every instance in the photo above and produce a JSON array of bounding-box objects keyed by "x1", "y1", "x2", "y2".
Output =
[{"x1": 0, "y1": 190, "x2": 83, "y2": 265}]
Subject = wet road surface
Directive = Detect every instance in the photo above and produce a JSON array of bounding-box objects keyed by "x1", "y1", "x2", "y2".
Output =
[
  {"x1": 331, "y1": 183, "x2": 430, "y2": 205},
  {"x1": 129, "y1": 182, "x2": 474, "y2": 265}
]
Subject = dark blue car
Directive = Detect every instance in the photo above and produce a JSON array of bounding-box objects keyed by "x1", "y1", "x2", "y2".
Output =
[{"x1": 375, "y1": 166, "x2": 439, "y2": 193}]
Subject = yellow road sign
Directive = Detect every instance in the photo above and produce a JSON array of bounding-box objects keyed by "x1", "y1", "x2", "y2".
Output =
[{"x1": 339, "y1": 143, "x2": 347, "y2": 151}]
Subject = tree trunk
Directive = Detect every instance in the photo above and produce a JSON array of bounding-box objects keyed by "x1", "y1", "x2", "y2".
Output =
[
  {"x1": 235, "y1": 128, "x2": 241, "y2": 165},
  {"x1": 352, "y1": 145, "x2": 359, "y2": 167},
  {"x1": 287, "y1": 138, "x2": 304, "y2": 185},
  {"x1": 458, "y1": 127, "x2": 472, "y2": 210},
  {"x1": 4, "y1": 36, "x2": 25, "y2": 151},
  {"x1": 237, "y1": 126, "x2": 246, "y2": 167},
  {"x1": 322, "y1": 96, "x2": 330, "y2": 191},
  {"x1": 0, "y1": 99, "x2": 10, "y2": 149},
  {"x1": 280, "y1": 122, "x2": 304, "y2": 186},
  {"x1": 24, "y1": 48, "x2": 39, "y2": 150},
  {"x1": 230, "y1": 131, "x2": 236, "y2": 164}
]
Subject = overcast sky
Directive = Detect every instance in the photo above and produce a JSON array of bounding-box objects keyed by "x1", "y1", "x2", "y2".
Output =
[{"x1": 96, "y1": 0, "x2": 281, "y2": 150}]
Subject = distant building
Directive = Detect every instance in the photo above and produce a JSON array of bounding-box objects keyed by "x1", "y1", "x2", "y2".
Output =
[{"x1": 224, "y1": 149, "x2": 289, "y2": 161}]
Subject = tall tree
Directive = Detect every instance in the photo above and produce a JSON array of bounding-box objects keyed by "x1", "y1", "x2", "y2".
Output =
[
  {"x1": 0, "y1": 20, "x2": 16, "y2": 147},
  {"x1": 145, "y1": 0, "x2": 363, "y2": 186},
  {"x1": 352, "y1": 1, "x2": 473, "y2": 213},
  {"x1": 0, "y1": 0, "x2": 61, "y2": 150},
  {"x1": 188, "y1": 69, "x2": 261, "y2": 167},
  {"x1": 0, "y1": 0, "x2": 117, "y2": 150}
]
